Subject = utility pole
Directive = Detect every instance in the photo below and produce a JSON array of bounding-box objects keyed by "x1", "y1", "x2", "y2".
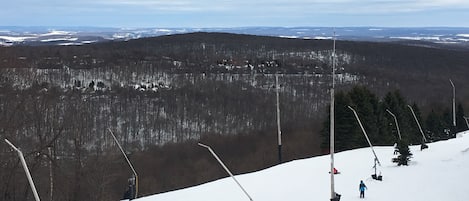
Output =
[
  {"x1": 276, "y1": 73, "x2": 282, "y2": 164},
  {"x1": 4, "y1": 139, "x2": 41, "y2": 201},
  {"x1": 273, "y1": 52, "x2": 282, "y2": 164}
]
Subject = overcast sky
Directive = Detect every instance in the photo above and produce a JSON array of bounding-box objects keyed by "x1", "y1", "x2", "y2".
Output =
[{"x1": 2, "y1": 0, "x2": 469, "y2": 28}]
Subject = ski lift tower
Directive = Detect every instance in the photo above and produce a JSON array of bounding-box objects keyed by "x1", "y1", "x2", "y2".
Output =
[{"x1": 348, "y1": 106, "x2": 383, "y2": 181}]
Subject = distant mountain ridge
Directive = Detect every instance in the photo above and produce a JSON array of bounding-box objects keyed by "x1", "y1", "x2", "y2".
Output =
[{"x1": 1, "y1": 26, "x2": 469, "y2": 47}]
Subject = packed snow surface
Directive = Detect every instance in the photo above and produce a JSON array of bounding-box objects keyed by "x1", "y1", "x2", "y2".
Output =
[{"x1": 133, "y1": 131, "x2": 469, "y2": 201}]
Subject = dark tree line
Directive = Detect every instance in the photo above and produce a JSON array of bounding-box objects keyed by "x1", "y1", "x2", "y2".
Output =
[{"x1": 321, "y1": 86, "x2": 467, "y2": 152}]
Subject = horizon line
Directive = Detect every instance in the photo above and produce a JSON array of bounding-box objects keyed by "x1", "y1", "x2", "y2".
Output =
[{"x1": 1, "y1": 25, "x2": 469, "y2": 29}]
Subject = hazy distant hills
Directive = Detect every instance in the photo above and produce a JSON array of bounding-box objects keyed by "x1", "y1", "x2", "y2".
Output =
[
  {"x1": 1, "y1": 31, "x2": 468, "y2": 108},
  {"x1": 1, "y1": 26, "x2": 469, "y2": 47},
  {"x1": 1, "y1": 30, "x2": 468, "y2": 200}
]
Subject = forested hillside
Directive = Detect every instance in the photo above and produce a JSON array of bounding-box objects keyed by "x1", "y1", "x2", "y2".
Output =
[{"x1": 0, "y1": 32, "x2": 468, "y2": 200}]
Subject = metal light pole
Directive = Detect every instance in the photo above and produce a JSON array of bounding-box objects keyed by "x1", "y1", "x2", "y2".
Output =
[
  {"x1": 407, "y1": 105, "x2": 427, "y2": 142},
  {"x1": 386, "y1": 109, "x2": 402, "y2": 140},
  {"x1": 329, "y1": 31, "x2": 339, "y2": 201},
  {"x1": 276, "y1": 73, "x2": 282, "y2": 164},
  {"x1": 4, "y1": 139, "x2": 41, "y2": 201},
  {"x1": 48, "y1": 146, "x2": 53, "y2": 201},
  {"x1": 108, "y1": 129, "x2": 138, "y2": 199},
  {"x1": 198, "y1": 143, "x2": 253, "y2": 201},
  {"x1": 449, "y1": 79, "x2": 456, "y2": 128}
]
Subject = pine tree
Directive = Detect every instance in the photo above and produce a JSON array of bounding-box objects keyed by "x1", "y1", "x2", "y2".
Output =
[
  {"x1": 395, "y1": 139, "x2": 412, "y2": 166},
  {"x1": 456, "y1": 103, "x2": 467, "y2": 133},
  {"x1": 348, "y1": 86, "x2": 380, "y2": 147},
  {"x1": 335, "y1": 92, "x2": 357, "y2": 151},
  {"x1": 442, "y1": 108, "x2": 453, "y2": 139},
  {"x1": 382, "y1": 90, "x2": 410, "y2": 142},
  {"x1": 425, "y1": 110, "x2": 445, "y2": 141},
  {"x1": 407, "y1": 103, "x2": 425, "y2": 144},
  {"x1": 320, "y1": 91, "x2": 356, "y2": 152}
]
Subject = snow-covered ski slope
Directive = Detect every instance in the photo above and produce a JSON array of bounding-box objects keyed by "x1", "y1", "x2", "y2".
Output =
[{"x1": 135, "y1": 131, "x2": 469, "y2": 201}]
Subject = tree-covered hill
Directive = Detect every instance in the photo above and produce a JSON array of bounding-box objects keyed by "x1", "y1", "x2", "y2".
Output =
[{"x1": 0, "y1": 32, "x2": 468, "y2": 200}]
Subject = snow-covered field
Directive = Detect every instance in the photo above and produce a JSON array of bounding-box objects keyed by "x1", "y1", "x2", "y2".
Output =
[
  {"x1": 2, "y1": 27, "x2": 469, "y2": 46},
  {"x1": 133, "y1": 130, "x2": 469, "y2": 201}
]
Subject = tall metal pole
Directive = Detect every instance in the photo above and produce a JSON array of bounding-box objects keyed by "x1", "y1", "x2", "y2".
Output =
[
  {"x1": 276, "y1": 73, "x2": 282, "y2": 164},
  {"x1": 407, "y1": 105, "x2": 427, "y2": 142},
  {"x1": 273, "y1": 52, "x2": 282, "y2": 164},
  {"x1": 4, "y1": 139, "x2": 41, "y2": 201},
  {"x1": 48, "y1": 147, "x2": 53, "y2": 201},
  {"x1": 449, "y1": 79, "x2": 456, "y2": 127},
  {"x1": 386, "y1": 109, "x2": 402, "y2": 140},
  {"x1": 347, "y1": 106, "x2": 381, "y2": 166},
  {"x1": 198, "y1": 143, "x2": 253, "y2": 201},
  {"x1": 329, "y1": 31, "x2": 337, "y2": 201},
  {"x1": 108, "y1": 129, "x2": 138, "y2": 199}
]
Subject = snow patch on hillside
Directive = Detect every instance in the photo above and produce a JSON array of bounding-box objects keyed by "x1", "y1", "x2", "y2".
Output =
[
  {"x1": 40, "y1": 30, "x2": 73, "y2": 36},
  {"x1": 0, "y1": 35, "x2": 34, "y2": 42},
  {"x1": 40, "y1": 37, "x2": 79, "y2": 42},
  {"x1": 390, "y1": 36, "x2": 441, "y2": 41},
  {"x1": 456, "y1": 34, "x2": 469, "y2": 37}
]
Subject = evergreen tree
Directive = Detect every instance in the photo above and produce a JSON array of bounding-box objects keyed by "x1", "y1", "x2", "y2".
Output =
[
  {"x1": 382, "y1": 90, "x2": 411, "y2": 142},
  {"x1": 322, "y1": 87, "x2": 419, "y2": 151},
  {"x1": 395, "y1": 139, "x2": 412, "y2": 166},
  {"x1": 425, "y1": 109, "x2": 446, "y2": 141},
  {"x1": 320, "y1": 91, "x2": 356, "y2": 152},
  {"x1": 320, "y1": 108, "x2": 331, "y2": 151},
  {"x1": 335, "y1": 92, "x2": 357, "y2": 151},
  {"x1": 456, "y1": 103, "x2": 467, "y2": 132},
  {"x1": 348, "y1": 86, "x2": 380, "y2": 147},
  {"x1": 320, "y1": 86, "x2": 459, "y2": 152},
  {"x1": 378, "y1": 103, "x2": 396, "y2": 144},
  {"x1": 407, "y1": 103, "x2": 425, "y2": 144},
  {"x1": 88, "y1": 80, "x2": 95, "y2": 89},
  {"x1": 442, "y1": 108, "x2": 453, "y2": 139}
]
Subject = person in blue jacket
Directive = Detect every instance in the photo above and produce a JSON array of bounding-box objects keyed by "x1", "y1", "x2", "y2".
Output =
[{"x1": 359, "y1": 180, "x2": 367, "y2": 198}]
